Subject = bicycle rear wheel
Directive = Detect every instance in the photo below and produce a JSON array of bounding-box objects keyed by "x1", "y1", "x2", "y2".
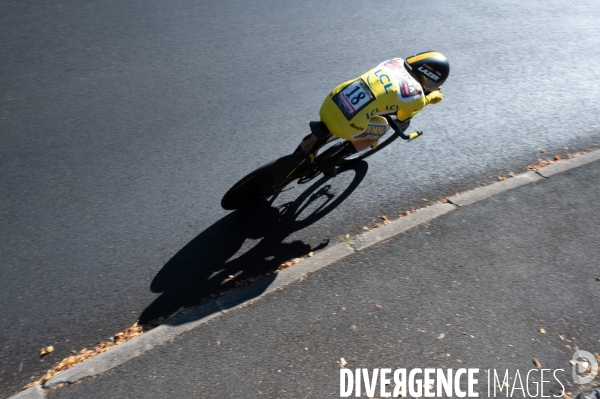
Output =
[{"x1": 221, "y1": 153, "x2": 306, "y2": 210}]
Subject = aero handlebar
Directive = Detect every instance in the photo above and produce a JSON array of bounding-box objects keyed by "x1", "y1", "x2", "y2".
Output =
[{"x1": 383, "y1": 115, "x2": 423, "y2": 141}]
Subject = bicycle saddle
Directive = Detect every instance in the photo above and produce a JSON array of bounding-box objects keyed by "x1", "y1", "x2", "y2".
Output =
[{"x1": 309, "y1": 121, "x2": 330, "y2": 139}]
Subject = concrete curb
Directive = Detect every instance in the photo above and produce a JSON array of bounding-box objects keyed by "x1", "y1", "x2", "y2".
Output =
[
  {"x1": 44, "y1": 303, "x2": 222, "y2": 388},
  {"x1": 215, "y1": 242, "x2": 355, "y2": 312},
  {"x1": 9, "y1": 149, "x2": 600, "y2": 399},
  {"x1": 44, "y1": 243, "x2": 355, "y2": 390},
  {"x1": 448, "y1": 171, "x2": 543, "y2": 206},
  {"x1": 536, "y1": 150, "x2": 600, "y2": 178},
  {"x1": 7, "y1": 386, "x2": 44, "y2": 399},
  {"x1": 352, "y1": 203, "x2": 456, "y2": 251}
]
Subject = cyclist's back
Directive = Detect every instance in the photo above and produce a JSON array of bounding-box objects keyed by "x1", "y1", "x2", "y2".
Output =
[{"x1": 320, "y1": 57, "x2": 427, "y2": 141}]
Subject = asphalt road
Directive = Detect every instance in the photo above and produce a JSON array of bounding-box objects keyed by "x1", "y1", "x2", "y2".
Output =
[
  {"x1": 1, "y1": 0, "x2": 600, "y2": 395},
  {"x1": 47, "y1": 156, "x2": 600, "y2": 399}
]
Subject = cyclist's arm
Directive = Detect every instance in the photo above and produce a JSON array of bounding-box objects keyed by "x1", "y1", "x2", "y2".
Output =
[{"x1": 425, "y1": 90, "x2": 443, "y2": 104}]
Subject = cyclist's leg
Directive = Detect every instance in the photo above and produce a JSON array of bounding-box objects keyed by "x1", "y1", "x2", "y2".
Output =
[
  {"x1": 319, "y1": 116, "x2": 389, "y2": 176},
  {"x1": 295, "y1": 133, "x2": 317, "y2": 153},
  {"x1": 351, "y1": 137, "x2": 379, "y2": 152},
  {"x1": 294, "y1": 125, "x2": 333, "y2": 154}
]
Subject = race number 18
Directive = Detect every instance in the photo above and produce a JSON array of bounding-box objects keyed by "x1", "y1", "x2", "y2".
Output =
[{"x1": 342, "y1": 81, "x2": 370, "y2": 109}]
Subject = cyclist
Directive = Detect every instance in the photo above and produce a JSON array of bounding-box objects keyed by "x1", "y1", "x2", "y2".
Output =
[{"x1": 297, "y1": 51, "x2": 450, "y2": 177}]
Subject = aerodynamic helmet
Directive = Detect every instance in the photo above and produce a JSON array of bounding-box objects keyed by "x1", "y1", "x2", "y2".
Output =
[{"x1": 405, "y1": 51, "x2": 450, "y2": 92}]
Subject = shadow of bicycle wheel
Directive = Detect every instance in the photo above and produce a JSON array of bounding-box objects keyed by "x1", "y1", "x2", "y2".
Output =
[{"x1": 139, "y1": 161, "x2": 369, "y2": 325}]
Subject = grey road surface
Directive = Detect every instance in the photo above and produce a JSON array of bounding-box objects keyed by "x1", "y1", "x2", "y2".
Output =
[
  {"x1": 46, "y1": 155, "x2": 600, "y2": 398},
  {"x1": 1, "y1": 0, "x2": 600, "y2": 395}
]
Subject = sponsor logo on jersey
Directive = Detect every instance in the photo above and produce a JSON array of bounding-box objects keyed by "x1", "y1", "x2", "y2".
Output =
[{"x1": 382, "y1": 59, "x2": 423, "y2": 102}]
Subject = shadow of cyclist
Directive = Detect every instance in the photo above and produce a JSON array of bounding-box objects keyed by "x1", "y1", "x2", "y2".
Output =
[{"x1": 139, "y1": 161, "x2": 368, "y2": 325}]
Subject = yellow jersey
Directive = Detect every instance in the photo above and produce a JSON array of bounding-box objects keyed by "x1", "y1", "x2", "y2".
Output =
[{"x1": 319, "y1": 58, "x2": 428, "y2": 141}]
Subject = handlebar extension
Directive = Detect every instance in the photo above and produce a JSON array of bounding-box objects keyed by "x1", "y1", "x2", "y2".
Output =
[{"x1": 383, "y1": 115, "x2": 423, "y2": 141}]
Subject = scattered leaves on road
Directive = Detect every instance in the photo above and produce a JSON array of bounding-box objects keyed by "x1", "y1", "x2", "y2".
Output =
[
  {"x1": 498, "y1": 175, "x2": 507, "y2": 181},
  {"x1": 527, "y1": 152, "x2": 586, "y2": 170},
  {"x1": 40, "y1": 346, "x2": 54, "y2": 356},
  {"x1": 437, "y1": 333, "x2": 445, "y2": 340},
  {"x1": 533, "y1": 358, "x2": 541, "y2": 368},
  {"x1": 539, "y1": 327, "x2": 546, "y2": 334},
  {"x1": 277, "y1": 257, "x2": 305, "y2": 272},
  {"x1": 26, "y1": 322, "x2": 143, "y2": 389},
  {"x1": 337, "y1": 358, "x2": 347, "y2": 368}
]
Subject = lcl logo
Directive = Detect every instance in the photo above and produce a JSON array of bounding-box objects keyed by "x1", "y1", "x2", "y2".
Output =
[{"x1": 572, "y1": 349, "x2": 599, "y2": 384}]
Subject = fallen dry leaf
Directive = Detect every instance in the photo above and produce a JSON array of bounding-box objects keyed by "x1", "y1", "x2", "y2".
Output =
[
  {"x1": 539, "y1": 327, "x2": 546, "y2": 334},
  {"x1": 533, "y1": 358, "x2": 541, "y2": 368},
  {"x1": 363, "y1": 226, "x2": 370, "y2": 231},
  {"x1": 540, "y1": 149, "x2": 546, "y2": 153},
  {"x1": 508, "y1": 172, "x2": 516, "y2": 177},
  {"x1": 569, "y1": 360, "x2": 577, "y2": 366},
  {"x1": 596, "y1": 275, "x2": 600, "y2": 281},
  {"x1": 437, "y1": 333, "x2": 445, "y2": 340},
  {"x1": 373, "y1": 223, "x2": 382, "y2": 228},
  {"x1": 375, "y1": 304, "x2": 383, "y2": 309},
  {"x1": 40, "y1": 346, "x2": 54, "y2": 356},
  {"x1": 26, "y1": 322, "x2": 144, "y2": 389},
  {"x1": 276, "y1": 257, "x2": 304, "y2": 272},
  {"x1": 554, "y1": 155, "x2": 562, "y2": 161},
  {"x1": 308, "y1": 252, "x2": 314, "y2": 257},
  {"x1": 381, "y1": 215, "x2": 388, "y2": 220},
  {"x1": 337, "y1": 357, "x2": 347, "y2": 368},
  {"x1": 498, "y1": 175, "x2": 507, "y2": 181}
]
